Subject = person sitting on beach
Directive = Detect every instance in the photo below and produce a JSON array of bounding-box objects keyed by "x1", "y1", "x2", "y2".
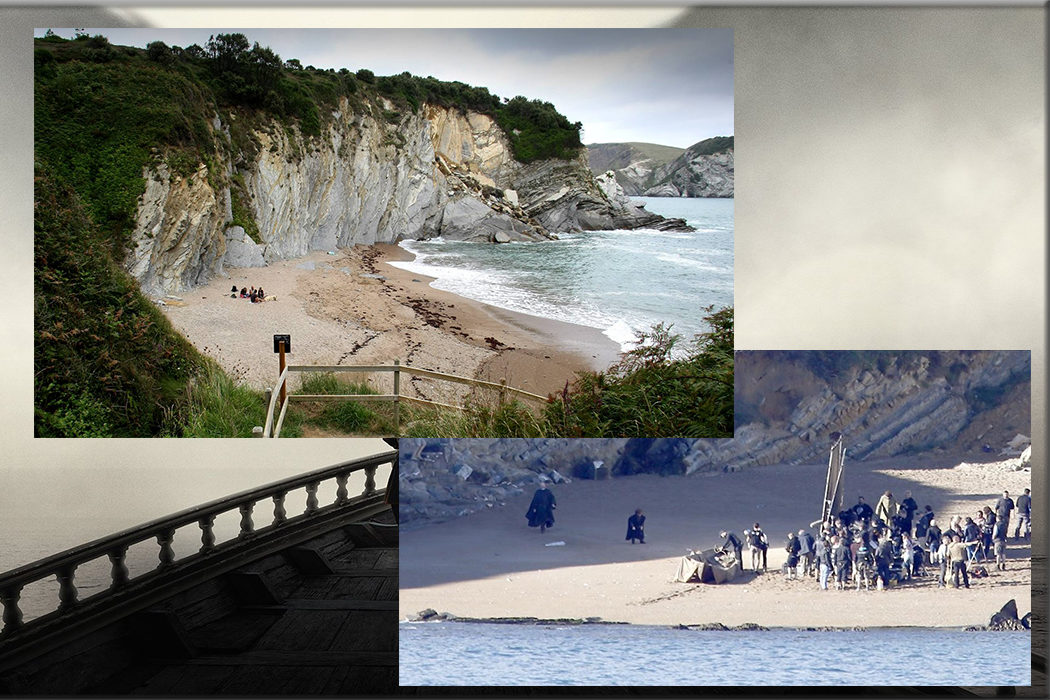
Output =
[
  {"x1": 746, "y1": 523, "x2": 768, "y2": 571},
  {"x1": 231, "y1": 285, "x2": 238, "y2": 293},
  {"x1": 875, "y1": 491, "x2": 897, "y2": 528},
  {"x1": 784, "y1": 533, "x2": 800, "y2": 579},
  {"x1": 626, "y1": 509, "x2": 645, "y2": 544},
  {"x1": 240, "y1": 287, "x2": 248, "y2": 297},
  {"x1": 718, "y1": 530, "x2": 743, "y2": 565},
  {"x1": 257, "y1": 286, "x2": 265, "y2": 299},
  {"x1": 1014, "y1": 488, "x2": 1031, "y2": 541},
  {"x1": 525, "y1": 481, "x2": 556, "y2": 534}
]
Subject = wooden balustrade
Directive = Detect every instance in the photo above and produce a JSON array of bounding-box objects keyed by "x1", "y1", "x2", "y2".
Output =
[{"x1": 0, "y1": 450, "x2": 396, "y2": 640}]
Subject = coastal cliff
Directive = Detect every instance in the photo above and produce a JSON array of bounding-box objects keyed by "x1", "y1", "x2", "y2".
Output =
[
  {"x1": 399, "y1": 350, "x2": 1030, "y2": 526},
  {"x1": 125, "y1": 101, "x2": 691, "y2": 296}
]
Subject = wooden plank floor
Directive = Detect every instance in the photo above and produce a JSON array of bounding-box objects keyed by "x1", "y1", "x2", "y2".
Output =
[{"x1": 96, "y1": 517, "x2": 398, "y2": 695}]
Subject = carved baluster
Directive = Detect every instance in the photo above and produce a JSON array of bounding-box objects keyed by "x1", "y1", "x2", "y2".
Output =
[
  {"x1": 56, "y1": 565, "x2": 78, "y2": 612},
  {"x1": 199, "y1": 515, "x2": 216, "y2": 554},
  {"x1": 335, "y1": 474, "x2": 349, "y2": 504},
  {"x1": 364, "y1": 466, "x2": 377, "y2": 495},
  {"x1": 273, "y1": 491, "x2": 288, "y2": 526},
  {"x1": 108, "y1": 545, "x2": 129, "y2": 590},
  {"x1": 305, "y1": 482, "x2": 319, "y2": 514},
  {"x1": 239, "y1": 502, "x2": 255, "y2": 539},
  {"x1": 1, "y1": 585, "x2": 24, "y2": 635},
  {"x1": 157, "y1": 529, "x2": 176, "y2": 569}
]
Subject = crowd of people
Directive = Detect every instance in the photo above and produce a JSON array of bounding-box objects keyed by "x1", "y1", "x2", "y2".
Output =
[
  {"x1": 231, "y1": 284, "x2": 269, "y2": 303},
  {"x1": 718, "y1": 487, "x2": 1031, "y2": 592}
]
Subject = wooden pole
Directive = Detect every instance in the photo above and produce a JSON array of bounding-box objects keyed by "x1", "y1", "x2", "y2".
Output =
[
  {"x1": 278, "y1": 341, "x2": 287, "y2": 407},
  {"x1": 393, "y1": 358, "x2": 400, "y2": 435}
]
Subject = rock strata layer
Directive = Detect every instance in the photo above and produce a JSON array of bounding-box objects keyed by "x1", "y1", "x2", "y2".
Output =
[
  {"x1": 128, "y1": 100, "x2": 692, "y2": 296},
  {"x1": 398, "y1": 351, "x2": 1030, "y2": 527}
]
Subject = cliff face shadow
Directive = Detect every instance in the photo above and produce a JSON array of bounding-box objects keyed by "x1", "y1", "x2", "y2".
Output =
[{"x1": 399, "y1": 456, "x2": 1027, "y2": 589}]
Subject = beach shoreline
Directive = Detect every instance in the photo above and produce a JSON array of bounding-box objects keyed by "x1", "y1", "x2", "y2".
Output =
[
  {"x1": 399, "y1": 455, "x2": 1033, "y2": 629},
  {"x1": 158, "y1": 243, "x2": 621, "y2": 401}
]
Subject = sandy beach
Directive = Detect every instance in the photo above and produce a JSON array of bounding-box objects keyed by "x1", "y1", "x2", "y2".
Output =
[
  {"x1": 400, "y1": 454, "x2": 1032, "y2": 629},
  {"x1": 159, "y1": 244, "x2": 621, "y2": 404}
]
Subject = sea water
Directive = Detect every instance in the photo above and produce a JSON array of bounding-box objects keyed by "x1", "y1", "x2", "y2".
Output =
[
  {"x1": 399, "y1": 622, "x2": 1031, "y2": 687},
  {"x1": 391, "y1": 197, "x2": 733, "y2": 351}
]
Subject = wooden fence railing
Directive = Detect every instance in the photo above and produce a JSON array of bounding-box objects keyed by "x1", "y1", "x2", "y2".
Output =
[
  {"x1": 261, "y1": 360, "x2": 548, "y2": 437},
  {"x1": 0, "y1": 450, "x2": 396, "y2": 643}
]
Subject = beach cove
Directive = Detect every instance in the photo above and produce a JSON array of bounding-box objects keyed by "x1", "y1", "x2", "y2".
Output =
[
  {"x1": 158, "y1": 244, "x2": 620, "y2": 404},
  {"x1": 399, "y1": 456, "x2": 1033, "y2": 630}
]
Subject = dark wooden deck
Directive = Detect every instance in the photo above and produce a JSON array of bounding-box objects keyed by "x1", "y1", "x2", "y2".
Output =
[
  {"x1": 0, "y1": 453, "x2": 399, "y2": 696},
  {"x1": 1, "y1": 513, "x2": 397, "y2": 696}
]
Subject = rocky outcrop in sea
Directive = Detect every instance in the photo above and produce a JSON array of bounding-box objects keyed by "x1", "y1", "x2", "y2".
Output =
[{"x1": 127, "y1": 100, "x2": 691, "y2": 297}]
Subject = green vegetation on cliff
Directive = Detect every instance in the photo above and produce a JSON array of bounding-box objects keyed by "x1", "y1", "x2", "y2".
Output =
[
  {"x1": 31, "y1": 31, "x2": 618, "y2": 437},
  {"x1": 34, "y1": 166, "x2": 207, "y2": 436}
]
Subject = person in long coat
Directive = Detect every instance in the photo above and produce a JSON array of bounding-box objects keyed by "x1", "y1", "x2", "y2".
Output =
[
  {"x1": 875, "y1": 491, "x2": 898, "y2": 527},
  {"x1": 526, "y1": 482, "x2": 556, "y2": 533},
  {"x1": 625, "y1": 509, "x2": 645, "y2": 544}
]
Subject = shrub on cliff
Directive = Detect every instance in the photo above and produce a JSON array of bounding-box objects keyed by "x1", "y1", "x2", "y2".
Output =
[
  {"x1": 543, "y1": 306, "x2": 734, "y2": 438},
  {"x1": 34, "y1": 167, "x2": 208, "y2": 436}
]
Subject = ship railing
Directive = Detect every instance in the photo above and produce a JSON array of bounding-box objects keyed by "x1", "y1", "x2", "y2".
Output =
[
  {"x1": 261, "y1": 360, "x2": 548, "y2": 437},
  {"x1": 0, "y1": 450, "x2": 396, "y2": 643}
]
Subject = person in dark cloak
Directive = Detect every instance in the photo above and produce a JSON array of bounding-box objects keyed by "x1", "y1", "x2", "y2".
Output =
[
  {"x1": 626, "y1": 509, "x2": 645, "y2": 544},
  {"x1": 852, "y1": 496, "x2": 874, "y2": 528},
  {"x1": 898, "y1": 490, "x2": 918, "y2": 534},
  {"x1": 382, "y1": 437, "x2": 398, "y2": 524},
  {"x1": 526, "y1": 482, "x2": 556, "y2": 533},
  {"x1": 915, "y1": 505, "x2": 934, "y2": 540}
]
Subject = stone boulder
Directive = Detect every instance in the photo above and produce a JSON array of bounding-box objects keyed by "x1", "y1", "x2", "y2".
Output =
[
  {"x1": 988, "y1": 599, "x2": 1028, "y2": 631},
  {"x1": 223, "y1": 226, "x2": 266, "y2": 268}
]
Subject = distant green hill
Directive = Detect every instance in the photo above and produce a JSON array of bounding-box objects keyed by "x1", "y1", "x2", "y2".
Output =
[
  {"x1": 586, "y1": 142, "x2": 684, "y2": 177},
  {"x1": 587, "y1": 136, "x2": 733, "y2": 197}
]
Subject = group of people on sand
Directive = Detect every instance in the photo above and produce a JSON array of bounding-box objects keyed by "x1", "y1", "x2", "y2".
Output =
[
  {"x1": 231, "y1": 284, "x2": 270, "y2": 303},
  {"x1": 794, "y1": 487, "x2": 1027, "y2": 592},
  {"x1": 711, "y1": 486, "x2": 1031, "y2": 593}
]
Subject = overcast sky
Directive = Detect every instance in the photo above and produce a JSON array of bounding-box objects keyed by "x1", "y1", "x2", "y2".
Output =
[{"x1": 37, "y1": 27, "x2": 733, "y2": 148}]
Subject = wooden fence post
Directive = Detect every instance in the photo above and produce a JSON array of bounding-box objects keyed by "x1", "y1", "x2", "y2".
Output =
[
  {"x1": 393, "y1": 359, "x2": 401, "y2": 434},
  {"x1": 278, "y1": 341, "x2": 287, "y2": 407}
]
